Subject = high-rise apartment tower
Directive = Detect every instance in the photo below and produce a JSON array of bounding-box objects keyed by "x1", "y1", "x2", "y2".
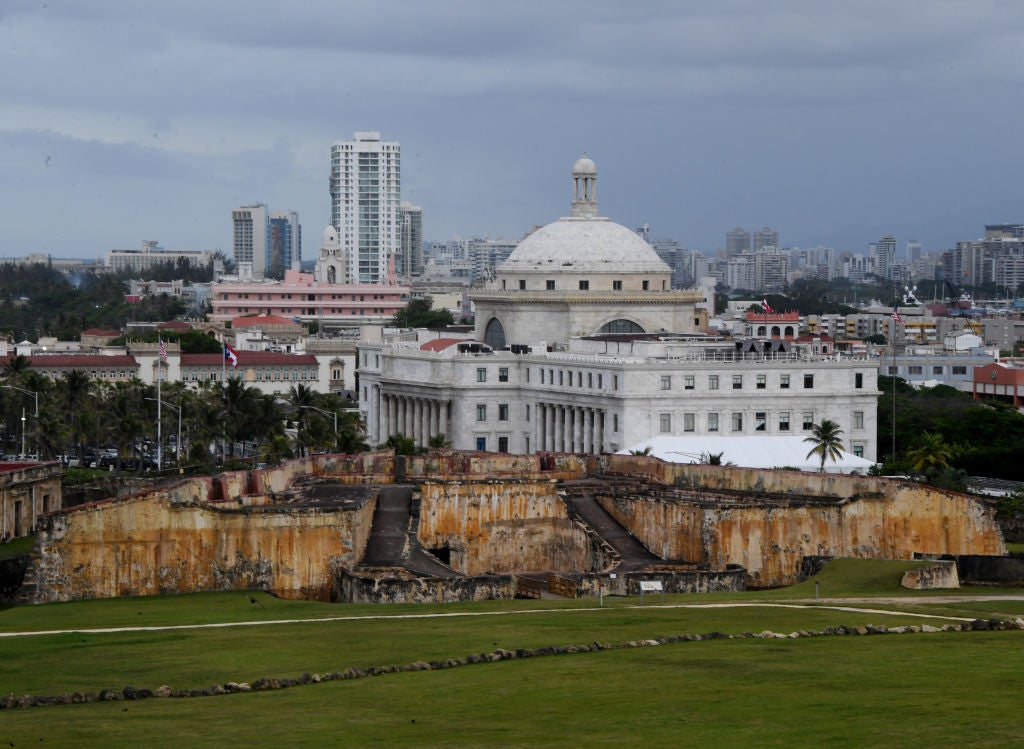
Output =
[{"x1": 330, "y1": 131, "x2": 401, "y2": 284}]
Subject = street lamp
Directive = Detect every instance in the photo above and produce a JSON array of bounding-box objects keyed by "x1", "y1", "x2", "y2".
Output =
[
  {"x1": 299, "y1": 404, "x2": 338, "y2": 455},
  {"x1": 3, "y1": 385, "x2": 38, "y2": 458},
  {"x1": 146, "y1": 397, "x2": 182, "y2": 470}
]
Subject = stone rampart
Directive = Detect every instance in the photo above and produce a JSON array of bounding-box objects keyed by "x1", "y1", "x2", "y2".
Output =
[
  {"x1": 595, "y1": 457, "x2": 1005, "y2": 587},
  {"x1": 417, "y1": 480, "x2": 594, "y2": 575},
  {"x1": 901, "y1": 560, "x2": 959, "y2": 589},
  {"x1": 334, "y1": 567, "x2": 516, "y2": 604},
  {"x1": 21, "y1": 479, "x2": 376, "y2": 603}
]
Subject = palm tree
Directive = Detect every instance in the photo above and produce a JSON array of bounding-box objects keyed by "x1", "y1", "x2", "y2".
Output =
[
  {"x1": 804, "y1": 419, "x2": 845, "y2": 473},
  {"x1": 428, "y1": 433, "x2": 451, "y2": 450},
  {"x1": 700, "y1": 451, "x2": 733, "y2": 466},
  {"x1": 288, "y1": 384, "x2": 317, "y2": 457},
  {"x1": 906, "y1": 432, "x2": 953, "y2": 474}
]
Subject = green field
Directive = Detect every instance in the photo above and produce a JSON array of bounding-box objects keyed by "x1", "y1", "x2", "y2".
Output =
[{"x1": 1, "y1": 560, "x2": 1023, "y2": 748}]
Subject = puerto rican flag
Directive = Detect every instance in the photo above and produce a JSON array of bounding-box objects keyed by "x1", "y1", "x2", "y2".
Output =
[
  {"x1": 761, "y1": 298, "x2": 773, "y2": 313},
  {"x1": 224, "y1": 343, "x2": 239, "y2": 368}
]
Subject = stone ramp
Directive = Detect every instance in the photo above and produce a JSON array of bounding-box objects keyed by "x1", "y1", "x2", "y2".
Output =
[
  {"x1": 358, "y1": 486, "x2": 462, "y2": 578},
  {"x1": 561, "y1": 491, "x2": 673, "y2": 572}
]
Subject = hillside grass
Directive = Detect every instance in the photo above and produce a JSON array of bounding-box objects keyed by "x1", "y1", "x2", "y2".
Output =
[{"x1": 1, "y1": 559, "x2": 1022, "y2": 747}]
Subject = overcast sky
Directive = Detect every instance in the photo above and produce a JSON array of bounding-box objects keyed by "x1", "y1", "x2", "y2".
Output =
[{"x1": 3, "y1": 1, "x2": 1024, "y2": 261}]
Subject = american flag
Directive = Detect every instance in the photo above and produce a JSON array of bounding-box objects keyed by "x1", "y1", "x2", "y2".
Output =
[
  {"x1": 159, "y1": 336, "x2": 167, "y2": 362},
  {"x1": 890, "y1": 305, "x2": 904, "y2": 325}
]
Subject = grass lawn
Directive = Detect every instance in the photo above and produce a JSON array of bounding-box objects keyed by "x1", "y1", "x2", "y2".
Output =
[
  {"x1": 0, "y1": 559, "x2": 1022, "y2": 747},
  {"x1": 0, "y1": 534, "x2": 34, "y2": 559}
]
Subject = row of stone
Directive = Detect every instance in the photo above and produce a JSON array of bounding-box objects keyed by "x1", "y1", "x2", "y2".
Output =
[{"x1": 4, "y1": 617, "x2": 1022, "y2": 710}]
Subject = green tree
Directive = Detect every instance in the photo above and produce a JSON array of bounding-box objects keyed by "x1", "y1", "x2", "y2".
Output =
[
  {"x1": 393, "y1": 297, "x2": 454, "y2": 328},
  {"x1": 804, "y1": 419, "x2": 845, "y2": 473},
  {"x1": 906, "y1": 432, "x2": 953, "y2": 474},
  {"x1": 383, "y1": 433, "x2": 418, "y2": 455}
]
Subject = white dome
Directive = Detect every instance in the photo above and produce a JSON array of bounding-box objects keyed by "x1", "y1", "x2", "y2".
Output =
[
  {"x1": 322, "y1": 225, "x2": 339, "y2": 244},
  {"x1": 573, "y1": 156, "x2": 597, "y2": 176},
  {"x1": 499, "y1": 217, "x2": 670, "y2": 274}
]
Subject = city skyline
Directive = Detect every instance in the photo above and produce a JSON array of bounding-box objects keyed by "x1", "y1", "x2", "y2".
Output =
[{"x1": 3, "y1": 2, "x2": 1024, "y2": 259}]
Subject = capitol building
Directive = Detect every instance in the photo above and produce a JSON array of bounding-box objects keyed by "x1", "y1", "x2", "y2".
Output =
[{"x1": 357, "y1": 158, "x2": 879, "y2": 462}]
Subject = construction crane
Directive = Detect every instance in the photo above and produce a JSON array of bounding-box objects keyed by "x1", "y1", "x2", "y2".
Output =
[{"x1": 944, "y1": 280, "x2": 982, "y2": 335}]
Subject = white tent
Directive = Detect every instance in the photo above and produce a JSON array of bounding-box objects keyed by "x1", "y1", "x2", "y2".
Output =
[{"x1": 617, "y1": 435, "x2": 875, "y2": 474}]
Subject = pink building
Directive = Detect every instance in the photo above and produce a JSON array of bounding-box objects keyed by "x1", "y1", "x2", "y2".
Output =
[{"x1": 209, "y1": 269, "x2": 409, "y2": 323}]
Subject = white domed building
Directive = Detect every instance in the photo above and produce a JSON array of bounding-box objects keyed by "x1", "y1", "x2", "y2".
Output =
[
  {"x1": 357, "y1": 158, "x2": 879, "y2": 463},
  {"x1": 471, "y1": 158, "x2": 706, "y2": 348}
]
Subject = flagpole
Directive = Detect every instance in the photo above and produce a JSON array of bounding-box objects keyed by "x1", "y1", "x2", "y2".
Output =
[
  {"x1": 221, "y1": 340, "x2": 227, "y2": 466},
  {"x1": 157, "y1": 338, "x2": 162, "y2": 472}
]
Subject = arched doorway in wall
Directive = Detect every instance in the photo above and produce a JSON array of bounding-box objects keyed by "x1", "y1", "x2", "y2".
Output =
[
  {"x1": 598, "y1": 319, "x2": 645, "y2": 335},
  {"x1": 484, "y1": 318, "x2": 507, "y2": 349}
]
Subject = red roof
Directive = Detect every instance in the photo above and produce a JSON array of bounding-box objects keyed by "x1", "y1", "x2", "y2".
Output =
[
  {"x1": 181, "y1": 352, "x2": 319, "y2": 366},
  {"x1": 232, "y1": 314, "x2": 302, "y2": 328},
  {"x1": 0, "y1": 355, "x2": 138, "y2": 368},
  {"x1": 420, "y1": 338, "x2": 464, "y2": 352},
  {"x1": 158, "y1": 320, "x2": 190, "y2": 330},
  {"x1": 796, "y1": 333, "x2": 834, "y2": 342}
]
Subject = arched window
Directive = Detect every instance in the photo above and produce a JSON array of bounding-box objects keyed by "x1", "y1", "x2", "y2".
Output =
[
  {"x1": 484, "y1": 318, "x2": 507, "y2": 349},
  {"x1": 757, "y1": 326, "x2": 767, "y2": 336},
  {"x1": 598, "y1": 319, "x2": 645, "y2": 335},
  {"x1": 771, "y1": 326, "x2": 781, "y2": 337},
  {"x1": 327, "y1": 266, "x2": 336, "y2": 283},
  {"x1": 784, "y1": 326, "x2": 794, "y2": 338}
]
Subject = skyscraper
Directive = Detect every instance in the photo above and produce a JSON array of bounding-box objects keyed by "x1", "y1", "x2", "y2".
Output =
[
  {"x1": 399, "y1": 201, "x2": 423, "y2": 279},
  {"x1": 232, "y1": 204, "x2": 301, "y2": 279},
  {"x1": 726, "y1": 227, "x2": 751, "y2": 256},
  {"x1": 874, "y1": 234, "x2": 897, "y2": 280},
  {"x1": 753, "y1": 226, "x2": 779, "y2": 251},
  {"x1": 330, "y1": 131, "x2": 401, "y2": 284},
  {"x1": 268, "y1": 210, "x2": 301, "y2": 277}
]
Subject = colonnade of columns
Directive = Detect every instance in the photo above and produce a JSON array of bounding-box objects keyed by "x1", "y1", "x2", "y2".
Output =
[
  {"x1": 378, "y1": 392, "x2": 451, "y2": 448},
  {"x1": 536, "y1": 402, "x2": 605, "y2": 455}
]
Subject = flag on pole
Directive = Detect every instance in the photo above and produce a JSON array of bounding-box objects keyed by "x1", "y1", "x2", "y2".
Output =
[
  {"x1": 891, "y1": 305, "x2": 904, "y2": 325},
  {"x1": 158, "y1": 336, "x2": 167, "y2": 362},
  {"x1": 224, "y1": 343, "x2": 239, "y2": 368},
  {"x1": 761, "y1": 298, "x2": 773, "y2": 313}
]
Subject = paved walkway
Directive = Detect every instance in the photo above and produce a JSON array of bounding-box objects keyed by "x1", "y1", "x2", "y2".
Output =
[{"x1": 5, "y1": 596, "x2": 1020, "y2": 639}]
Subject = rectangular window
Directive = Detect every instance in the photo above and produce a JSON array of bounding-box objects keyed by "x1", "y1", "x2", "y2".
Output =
[
  {"x1": 498, "y1": 436, "x2": 509, "y2": 452},
  {"x1": 732, "y1": 375, "x2": 743, "y2": 390},
  {"x1": 780, "y1": 374, "x2": 790, "y2": 389},
  {"x1": 888, "y1": 365, "x2": 897, "y2": 375},
  {"x1": 804, "y1": 374, "x2": 814, "y2": 388},
  {"x1": 755, "y1": 411, "x2": 767, "y2": 431},
  {"x1": 559, "y1": 370, "x2": 564, "y2": 386},
  {"x1": 853, "y1": 444, "x2": 864, "y2": 458},
  {"x1": 613, "y1": 375, "x2": 619, "y2": 390},
  {"x1": 477, "y1": 368, "x2": 487, "y2": 382},
  {"x1": 855, "y1": 372, "x2": 863, "y2": 388},
  {"x1": 546, "y1": 280, "x2": 555, "y2": 290},
  {"x1": 660, "y1": 375, "x2": 672, "y2": 391},
  {"x1": 579, "y1": 280, "x2": 589, "y2": 290},
  {"x1": 756, "y1": 374, "x2": 766, "y2": 389},
  {"x1": 854, "y1": 411, "x2": 864, "y2": 429},
  {"x1": 539, "y1": 369, "x2": 544, "y2": 384},
  {"x1": 731, "y1": 413, "x2": 743, "y2": 432},
  {"x1": 613, "y1": 414, "x2": 619, "y2": 432},
  {"x1": 642, "y1": 280, "x2": 650, "y2": 290},
  {"x1": 684, "y1": 375, "x2": 695, "y2": 390},
  {"x1": 476, "y1": 437, "x2": 487, "y2": 451},
  {"x1": 779, "y1": 412, "x2": 790, "y2": 431},
  {"x1": 932, "y1": 366, "x2": 943, "y2": 375},
  {"x1": 707, "y1": 413, "x2": 719, "y2": 432},
  {"x1": 519, "y1": 279, "x2": 526, "y2": 290},
  {"x1": 598, "y1": 374, "x2": 603, "y2": 389},
  {"x1": 952, "y1": 366, "x2": 967, "y2": 375},
  {"x1": 499, "y1": 367, "x2": 509, "y2": 382},
  {"x1": 802, "y1": 412, "x2": 814, "y2": 430},
  {"x1": 908, "y1": 366, "x2": 923, "y2": 375},
  {"x1": 588, "y1": 372, "x2": 593, "y2": 388},
  {"x1": 709, "y1": 375, "x2": 719, "y2": 390},
  {"x1": 659, "y1": 413, "x2": 672, "y2": 433},
  {"x1": 498, "y1": 404, "x2": 509, "y2": 421},
  {"x1": 476, "y1": 404, "x2": 487, "y2": 421},
  {"x1": 683, "y1": 413, "x2": 695, "y2": 432},
  {"x1": 526, "y1": 368, "x2": 531, "y2": 383},
  {"x1": 612, "y1": 280, "x2": 622, "y2": 290},
  {"x1": 525, "y1": 404, "x2": 531, "y2": 421}
]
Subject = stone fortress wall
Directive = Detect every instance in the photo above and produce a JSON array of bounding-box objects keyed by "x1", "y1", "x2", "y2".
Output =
[{"x1": 18, "y1": 451, "x2": 1006, "y2": 604}]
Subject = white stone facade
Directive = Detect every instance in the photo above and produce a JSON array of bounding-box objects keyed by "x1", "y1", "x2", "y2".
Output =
[{"x1": 358, "y1": 338, "x2": 879, "y2": 461}]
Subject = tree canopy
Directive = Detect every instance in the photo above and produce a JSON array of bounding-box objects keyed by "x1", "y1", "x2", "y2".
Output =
[{"x1": 393, "y1": 297, "x2": 454, "y2": 328}]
